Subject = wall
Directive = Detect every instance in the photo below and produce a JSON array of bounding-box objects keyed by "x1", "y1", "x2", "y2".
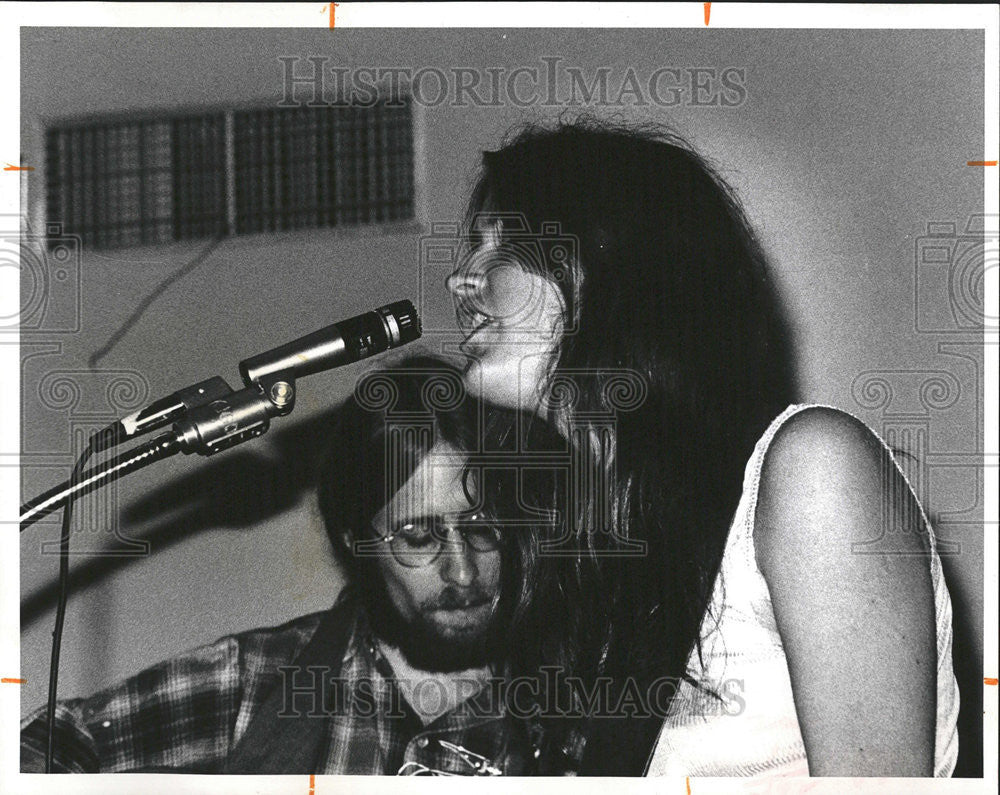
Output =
[{"x1": 17, "y1": 27, "x2": 986, "y2": 773}]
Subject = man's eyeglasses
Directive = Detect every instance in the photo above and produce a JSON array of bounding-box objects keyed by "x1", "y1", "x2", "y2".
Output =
[{"x1": 372, "y1": 513, "x2": 501, "y2": 568}]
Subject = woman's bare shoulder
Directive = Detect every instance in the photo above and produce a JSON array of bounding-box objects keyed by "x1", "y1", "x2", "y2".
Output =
[
  {"x1": 750, "y1": 405, "x2": 937, "y2": 775},
  {"x1": 762, "y1": 404, "x2": 882, "y2": 478},
  {"x1": 753, "y1": 404, "x2": 927, "y2": 559}
]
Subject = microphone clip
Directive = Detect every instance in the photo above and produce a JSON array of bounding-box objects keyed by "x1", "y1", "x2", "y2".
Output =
[
  {"x1": 252, "y1": 370, "x2": 298, "y2": 416},
  {"x1": 173, "y1": 370, "x2": 296, "y2": 457}
]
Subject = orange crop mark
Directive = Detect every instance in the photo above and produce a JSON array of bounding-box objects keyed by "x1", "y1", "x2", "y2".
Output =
[
  {"x1": 986, "y1": 677, "x2": 998, "y2": 686},
  {"x1": 4, "y1": 163, "x2": 34, "y2": 171},
  {"x1": 704, "y1": 3, "x2": 711, "y2": 25},
  {"x1": 321, "y1": 3, "x2": 339, "y2": 28},
  {"x1": 2, "y1": 677, "x2": 26, "y2": 684},
  {"x1": 309, "y1": 773, "x2": 316, "y2": 794},
  {"x1": 686, "y1": 776, "x2": 691, "y2": 794},
  {"x1": 967, "y1": 161, "x2": 998, "y2": 166}
]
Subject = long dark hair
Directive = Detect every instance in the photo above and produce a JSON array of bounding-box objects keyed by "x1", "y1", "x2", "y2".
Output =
[
  {"x1": 315, "y1": 354, "x2": 551, "y2": 671},
  {"x1": 317, "y1": 355, "x2": 473, "y2": 577},
  {"x1": 463, "y1": 117, "x2": 798, "y2": 764}
]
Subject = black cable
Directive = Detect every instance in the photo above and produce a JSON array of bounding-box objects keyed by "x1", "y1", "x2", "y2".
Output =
[{"x1": 44, "y1": 442, "x2": 93, "y2": 773}]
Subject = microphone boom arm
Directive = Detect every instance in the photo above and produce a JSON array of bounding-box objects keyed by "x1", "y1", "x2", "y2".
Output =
[{"x1": 19, "y1": 299, "x2": 421, "y2": 531}]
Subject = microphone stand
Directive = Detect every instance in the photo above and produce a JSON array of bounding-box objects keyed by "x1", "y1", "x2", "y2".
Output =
[
  {"x1": 19, "y1": 370, "x2": 297, "y2": 531},
  {"x1": 20, "y1": 433, "x2": 182, "y2": 531},
  {"x1": 21, "y1": 368, "x2": 297, "y2": 771}
]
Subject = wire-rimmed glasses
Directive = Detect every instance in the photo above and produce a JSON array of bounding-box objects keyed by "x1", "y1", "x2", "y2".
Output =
[{"x1": 372, "y1": 512, "x2": 502, "y2": 568}]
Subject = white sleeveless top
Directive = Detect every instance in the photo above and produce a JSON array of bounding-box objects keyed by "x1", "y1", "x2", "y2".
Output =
[{"x1": 645, "y1": 404, "x2": 960, "y2": 777}]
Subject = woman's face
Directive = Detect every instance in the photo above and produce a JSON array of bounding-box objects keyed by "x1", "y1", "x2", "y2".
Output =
[{"x1": 445, "y1": 216, "x2": 566, "y2": 412}]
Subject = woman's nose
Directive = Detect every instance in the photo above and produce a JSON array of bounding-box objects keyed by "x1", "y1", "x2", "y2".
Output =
[
  {"x1": 445, "y1": 267, "x2": 469, "y2": 297},
  {"x1": 446, "y1": 247, "x2": 487, "y2": 298}
]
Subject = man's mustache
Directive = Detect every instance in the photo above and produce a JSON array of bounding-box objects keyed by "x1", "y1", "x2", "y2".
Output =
[{"x1": 423, "y1": 588, "x2": 493, "y2": 611}]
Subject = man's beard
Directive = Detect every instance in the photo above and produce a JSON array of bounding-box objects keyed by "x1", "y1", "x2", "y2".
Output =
[{"x1": 359, "y1": 569, "x2": 508, "y2": 673}]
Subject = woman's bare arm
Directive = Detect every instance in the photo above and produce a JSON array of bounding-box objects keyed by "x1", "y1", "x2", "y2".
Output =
[{"x1": 754, "y1": 406, "x2": 936, "y2": 776}]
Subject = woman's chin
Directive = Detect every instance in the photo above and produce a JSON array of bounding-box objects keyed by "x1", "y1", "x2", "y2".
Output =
[{"x1": 462, "y1": 363, "x2": 537, "y2": 412}]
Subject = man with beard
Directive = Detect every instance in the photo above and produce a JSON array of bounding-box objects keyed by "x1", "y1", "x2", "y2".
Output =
[{"x1": 20, "y1": 357, "x2": 540, "y2": 775}]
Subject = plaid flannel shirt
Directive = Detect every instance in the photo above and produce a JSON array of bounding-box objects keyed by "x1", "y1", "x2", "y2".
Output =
[{"x1": 20, "y1": 592, "x2": 552, "y2": 775}]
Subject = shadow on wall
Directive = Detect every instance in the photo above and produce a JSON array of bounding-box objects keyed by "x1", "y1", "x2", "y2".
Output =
[{"x1": 21, "y1": 399, "x2": 349, "y2": 630}]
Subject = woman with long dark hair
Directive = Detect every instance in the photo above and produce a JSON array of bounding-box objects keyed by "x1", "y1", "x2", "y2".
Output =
[{"x1": 445, "y1": 118, "x2": 960, "y2": 777}]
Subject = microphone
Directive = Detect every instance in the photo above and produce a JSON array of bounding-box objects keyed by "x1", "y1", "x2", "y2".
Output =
[
  {"x1": 22, "y1": 301, "x2": 423, "y2": 524},
  {"x1": 239, "y1": 299, "x2": 421, "y2": 386},
  {"x1": 90, "y1": 300, "x2": 421, "y2": 453}
]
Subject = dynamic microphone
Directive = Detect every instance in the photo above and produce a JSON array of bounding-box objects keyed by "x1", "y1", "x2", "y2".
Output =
[
  {"x1": 22, "y1": 301, "x2": 423, "y2": 526},
  {"x1": 90, "y1": 300, "x2": 421, "y2": 453},
  {"x1": 238, "y1": 299, "x2": 421, "y2": 386}
]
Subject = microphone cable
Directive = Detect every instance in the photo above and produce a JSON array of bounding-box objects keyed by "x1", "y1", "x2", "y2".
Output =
[{"x1": 44, "y1": 440, "x2": 94, "y2": 773}]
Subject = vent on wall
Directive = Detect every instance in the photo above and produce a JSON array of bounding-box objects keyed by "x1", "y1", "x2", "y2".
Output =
[{"x1": 45, "y1": 98, "x2": 415, "y2": 250}]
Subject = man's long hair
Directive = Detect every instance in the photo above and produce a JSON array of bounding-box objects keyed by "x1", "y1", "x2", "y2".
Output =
[
  {"x1": 317, "y1": 356, "x2": 470, "y2": 578},
  {"x1": 315, "y1": 355, "x2": 539, "y2": 670},
  {"x1": 462, "y1": 118, "x2": 798, "y2": 761}
]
